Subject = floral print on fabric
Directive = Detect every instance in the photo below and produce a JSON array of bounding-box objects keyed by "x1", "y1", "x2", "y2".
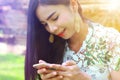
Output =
[{"x1": 63, "y1": 22, "x2": 120, "y2": 80}]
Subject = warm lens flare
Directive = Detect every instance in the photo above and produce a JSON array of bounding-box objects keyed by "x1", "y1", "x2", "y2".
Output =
[
  {"x1": 106, "y1": 0, "x2": 120, "y2": 11},
  {"x1": 81, "y1": 0, "x2": 120, "y2": 32}
]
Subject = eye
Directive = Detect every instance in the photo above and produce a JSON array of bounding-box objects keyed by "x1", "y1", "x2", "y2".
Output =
[{"x1": 52, "y1": 16, "x2": 58, "y2": 21}]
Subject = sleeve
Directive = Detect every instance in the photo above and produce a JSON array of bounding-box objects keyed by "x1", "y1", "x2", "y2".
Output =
[{"x1": 106, "y1": 28, "x2": 120, "y2": 71}]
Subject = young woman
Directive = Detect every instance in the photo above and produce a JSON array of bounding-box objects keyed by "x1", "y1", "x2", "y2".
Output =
[{"x1": 25, "y1": 0, "x2": 120, "y2": 80}]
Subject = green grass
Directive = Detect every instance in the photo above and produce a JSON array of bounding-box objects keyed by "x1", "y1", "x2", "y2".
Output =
[{"x1": 0, "y1": 54, "x2": 25, "y2": 80}]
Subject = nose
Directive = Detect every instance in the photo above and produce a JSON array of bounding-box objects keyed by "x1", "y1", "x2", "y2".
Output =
[{"x1": 48, "y1": 23, "x2": 58, "y2": 33}]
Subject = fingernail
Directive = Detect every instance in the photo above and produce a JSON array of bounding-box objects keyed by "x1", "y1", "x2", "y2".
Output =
[
  {"x1": 33, "y1": 64, "x2": 36, "y2": 68},
  {"x1": 43, "y1": 68, "x2": 46, "y2": 71},
  {"x1": 68, "y1": 74, "x2": 72, "y2": 77},
  {"x1": 39, "y1": 60, "x2": 43, "y2": 63},
  {"x1": 59, "y1": 76, "x2": 63, "y2": 78},
  {"x1": 53, "y1": 72, "x2": 57, "y2": 75},
  {"x1": 62, "y1": 62, "x2": 66, "y2": 65}
]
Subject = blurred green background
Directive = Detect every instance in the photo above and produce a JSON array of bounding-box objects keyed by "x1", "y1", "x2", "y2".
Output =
[{"x1": 0, "y1": 54, "x2": 24, "y2": 80}]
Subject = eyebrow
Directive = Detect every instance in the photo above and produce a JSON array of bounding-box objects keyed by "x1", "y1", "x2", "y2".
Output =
[{"x1": 46, "y1": 11, "x2": 56, "y2": 20}]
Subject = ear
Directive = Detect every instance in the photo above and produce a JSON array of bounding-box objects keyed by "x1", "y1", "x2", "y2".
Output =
[{"x1": 70, "y1": 0, "x2": 78, "y2": 12}]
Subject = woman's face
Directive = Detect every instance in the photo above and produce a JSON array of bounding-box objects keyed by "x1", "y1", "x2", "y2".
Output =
[{"x1": 36, "y1": 5, "x2": 76, "y2": 39}]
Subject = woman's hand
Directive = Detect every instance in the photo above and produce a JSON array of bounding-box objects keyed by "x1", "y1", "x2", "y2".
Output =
[
  {"x1": 110, "y1": 69, "x2": 120, "y2": 80},
  {"x1": 33, "y1": 60, "x2": 91, "y2": 80},
  {"x1": 50, "y1": 60, "x2": 91, "y2": 80},
  {"x1": 33, "y1": 60, "x2": 63, "y2": 80}
]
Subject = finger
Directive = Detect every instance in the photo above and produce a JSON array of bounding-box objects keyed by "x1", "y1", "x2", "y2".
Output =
[
  {"x1": 58, "y1": 71, "x2": 72, "y2": 77},
  {"x1": 33, "y1": 63, "x2": 51, "y2": 69},
  {"x1": 62, "y1": 60, "x2": 76, "y2": 66},
  {"x1": 41, "y1": 72, "x2": 57, "y2": 80},
  {"x1": 50, "y1": 64, "x2": 68, "y2": 71},
  {"x1": 37, "y1": 68, "x2": 56, "y2": 74},
  {"x1": 46, "y1": 76, "x2": 63, "y2": 80},
  {"x1": 39, "y1": 60, "x2": 46, "y2": 63},
  {"x1": 37, "y1": 68, "x2": 48, "y2": 74}
]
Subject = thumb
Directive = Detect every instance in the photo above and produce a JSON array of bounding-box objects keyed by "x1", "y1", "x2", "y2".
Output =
[{"x1": 62, "y1": 60, "x2": 76, "y2": 66}]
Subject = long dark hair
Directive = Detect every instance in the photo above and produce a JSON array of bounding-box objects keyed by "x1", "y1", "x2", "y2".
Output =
[
  {"x1": 25, "y1": 0, "x2": 70, "y2": 80},
  {"x1": 25, "y1": 0, "x2": 84, "y2": 80}
]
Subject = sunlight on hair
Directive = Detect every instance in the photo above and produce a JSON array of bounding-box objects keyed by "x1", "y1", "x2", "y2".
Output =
[{"x1": 106, "y1": 0, "x2": 120, "y2": 11}]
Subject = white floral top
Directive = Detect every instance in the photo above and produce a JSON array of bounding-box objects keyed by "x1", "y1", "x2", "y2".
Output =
[{"x1": 63, "y1": 22, "x2": 120, "y2": 80}]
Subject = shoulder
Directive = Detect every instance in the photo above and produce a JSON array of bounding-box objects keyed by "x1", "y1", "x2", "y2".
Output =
[
  {"x1": 87, "y1": 22, "x2": 120, "y2": 51},
  {"x1": 88, "y1": 22, "x2": 120, "y2": 70},
  {"x1": 89, "y1": 22, "x2": 120, "y2": 40}
]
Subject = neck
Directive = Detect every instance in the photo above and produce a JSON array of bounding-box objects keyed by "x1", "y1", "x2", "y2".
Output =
[{"x1": 68, "y1": 21, "x2": 89, "y2": 53}]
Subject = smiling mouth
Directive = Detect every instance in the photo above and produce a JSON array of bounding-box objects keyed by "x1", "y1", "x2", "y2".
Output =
[{"x1": 57, "y1": 29, "x2": 66, "y2": 37}]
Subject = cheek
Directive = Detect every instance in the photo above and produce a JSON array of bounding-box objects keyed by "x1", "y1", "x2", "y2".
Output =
[
  {"x1": 45, "y1": 27, "x2": 50, "y2": 33},
  {"x1": 57, "y1": 14, "x2": 73, "y2": 27}
]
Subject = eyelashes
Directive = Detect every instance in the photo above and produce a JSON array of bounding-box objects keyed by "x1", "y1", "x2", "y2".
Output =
[
  {"x1": 41, "y1": 15, "x2": 59, "y2": 27},
  {"x1": 52, "y1": 15, "x2": 59, "y2": 21}
]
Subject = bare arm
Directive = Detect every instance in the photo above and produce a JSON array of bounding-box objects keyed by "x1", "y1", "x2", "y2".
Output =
[{"x1": 110, "y1": 70, "x2": 120, "y2": 80}]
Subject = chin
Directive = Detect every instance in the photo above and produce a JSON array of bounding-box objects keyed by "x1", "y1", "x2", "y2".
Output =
[{"x1": 61, "y1": 35, "x2": 71, "y2": 40}]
